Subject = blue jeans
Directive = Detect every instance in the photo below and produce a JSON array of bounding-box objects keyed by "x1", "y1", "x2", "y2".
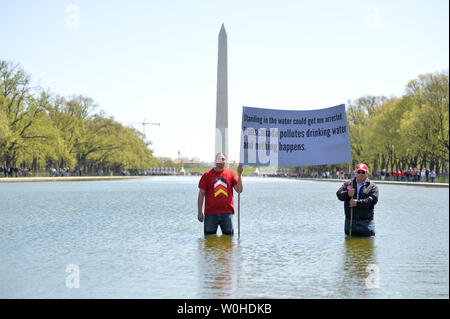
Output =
[
  {"x1": 204, "y1": 213, "x2": 234, "y2": 235},
  {"x1": 345, "y1": 218, "x2": 375, "y2": 237}
]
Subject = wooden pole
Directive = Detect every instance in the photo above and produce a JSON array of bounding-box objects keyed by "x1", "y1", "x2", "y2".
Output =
[
  {"x1": 238, "y1": 192, "x2": 240, "y2": 238},
  {"x1": 349, "y1": 163, "x2": 353, "y2": 237},
  {"x1": 349, "y1": 206, "x2": 353, "y2": 237}
]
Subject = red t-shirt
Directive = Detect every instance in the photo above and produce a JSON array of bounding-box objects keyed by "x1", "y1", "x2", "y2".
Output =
[{"x1": 198, "y1": 168, "x2": 238, "y2": 215}]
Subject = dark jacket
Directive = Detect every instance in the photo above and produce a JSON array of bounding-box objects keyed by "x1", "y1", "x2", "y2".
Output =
[{"x1": 336, "y1": 178, "x2": 379, "y2": 220}]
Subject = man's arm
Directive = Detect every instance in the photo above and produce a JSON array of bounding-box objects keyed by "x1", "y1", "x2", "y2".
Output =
[
  {"x1": 336, "y1": 181, "x2": 351, "y2": 201},
  {"x1": 233, "y1": 165, "x2": 243, "y2": 193},
  {"x1": 197, "y1": 189, "x2": 205, "y2": 222}
]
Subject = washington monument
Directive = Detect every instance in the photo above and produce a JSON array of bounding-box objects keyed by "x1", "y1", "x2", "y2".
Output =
[{"x1": 215, "y1": 24, "x2": 228, "y2": 157}]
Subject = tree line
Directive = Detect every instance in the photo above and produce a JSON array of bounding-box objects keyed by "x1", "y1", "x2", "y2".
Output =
[
  {"x1": 1, "y1": 60, "x2": 448, "y2": 176},
  {"x1": 0, "y1": 60, "x2": 157, "y2": 175},
  {"x1": 346, "y1": 70, "x2": 448, "y2": 174},
  {"x1": 295, "y1": 70, "x2": 448, "y2": 177}
]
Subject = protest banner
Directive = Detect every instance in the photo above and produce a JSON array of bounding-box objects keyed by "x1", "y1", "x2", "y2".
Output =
[{"x1": 239, "y1": 104, "x2": 352, "y2": 167}]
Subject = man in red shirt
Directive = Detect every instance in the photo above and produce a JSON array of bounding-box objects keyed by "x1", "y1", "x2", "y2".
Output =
[{"x1": 197, "y1": 153, "x2": 243, "y2": 235}]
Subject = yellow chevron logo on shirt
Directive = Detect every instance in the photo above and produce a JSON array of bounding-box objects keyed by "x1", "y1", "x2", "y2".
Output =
[{"x1": 214, "y1": 189, "x2": 228, "y2": 197}]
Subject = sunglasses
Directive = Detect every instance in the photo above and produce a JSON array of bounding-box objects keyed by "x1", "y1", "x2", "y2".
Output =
[{"x1": 356, "y1": 170, "x2": 367, "y2": 174}]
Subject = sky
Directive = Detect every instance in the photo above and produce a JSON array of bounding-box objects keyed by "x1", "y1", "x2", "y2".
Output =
[{"x1": 0, "y1": 0, "x2": 448, "y2": 163}]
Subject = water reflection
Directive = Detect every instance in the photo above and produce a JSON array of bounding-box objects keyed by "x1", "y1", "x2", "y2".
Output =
[
  {"x1": 197, "y1": 235, "x2": 239, "y2": 298},
  {"x1": 1, "y1": 178, "x2": 447, "y2": 298},
  {"x1": 342, "y1": 237, "x2": 377, "y2": 298}
]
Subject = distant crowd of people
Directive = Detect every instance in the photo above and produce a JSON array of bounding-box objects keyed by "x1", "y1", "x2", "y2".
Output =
[
  {"x1": 49, "y1": 167, "x2": 83, "y2": 177},
  {"x1": 0, "y1": 166, "x2": 84, "y2": 178},
  {"x1": 0, "y1": 165, "x2": 445, "y2": 183},
  {"x1": 373, "y1": 168, "x2": 437, "y2": 182},
  {"x1": 305, "y1": 168, "x2": 441, "y2": 183},
  {"x1": 0, "y1": 166, "x2": 33, "y2": 178}
]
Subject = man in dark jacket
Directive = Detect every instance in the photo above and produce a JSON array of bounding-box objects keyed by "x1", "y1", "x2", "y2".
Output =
[{"x1": 336, "y1": 163, "x2": 379, "y2": 236}]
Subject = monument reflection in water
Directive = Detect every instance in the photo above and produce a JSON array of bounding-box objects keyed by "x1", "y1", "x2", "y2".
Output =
[{"x1": 198, "y1": 235, "x2": 239, "y2": 298}]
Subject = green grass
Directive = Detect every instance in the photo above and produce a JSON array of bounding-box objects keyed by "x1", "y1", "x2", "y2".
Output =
[
  {"x1": 183, "y1": 166, "x2": 257, "y2": 176},
  {"x1": 182, "y1": 166, "x2": 287, "y2": 176},
  {"x1": 435, "y1": 176, "x2": 449, "y2": 183}
]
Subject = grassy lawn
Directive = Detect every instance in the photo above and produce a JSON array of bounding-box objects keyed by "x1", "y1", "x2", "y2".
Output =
[{"x1": 183, "y1": 166, "x2": 265, "y2": 176}]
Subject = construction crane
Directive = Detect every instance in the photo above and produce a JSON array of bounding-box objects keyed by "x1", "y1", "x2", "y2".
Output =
[
  {"x1": 140, "y1": 119, "x2": 160, "y2": 136},
  {"x1": 120, "y1": 119, "x2": 160, "y2": 136}
]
